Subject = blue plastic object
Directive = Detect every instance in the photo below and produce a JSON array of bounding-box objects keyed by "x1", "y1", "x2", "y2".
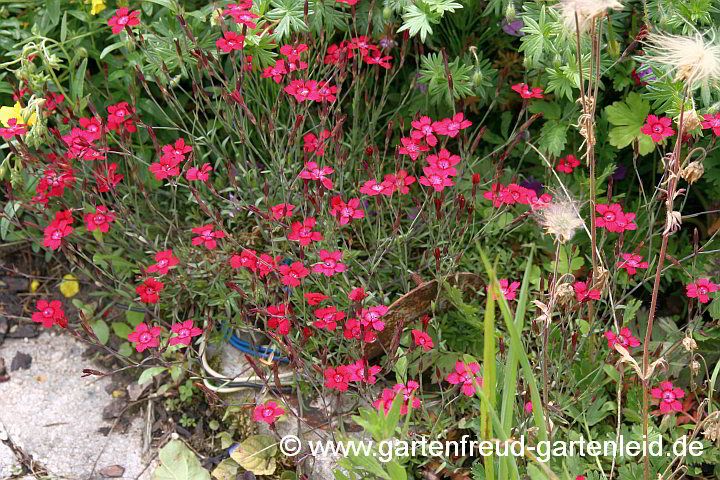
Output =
[{"x1": 228, "y1": 333, "x2": 290, "y2": 363}]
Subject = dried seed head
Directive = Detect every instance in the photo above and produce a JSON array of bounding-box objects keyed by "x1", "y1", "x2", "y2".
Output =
[
  {"x1": 690, "y1": 360, "x2": 701, "y2": 376},
  {"x1": 557, "y1": 0, "x2": 624, "y2": 34},
  {"x1": 643, "y1": 31, "x2": 720, "y2": 85},
  {"x1": 682, "y1": 335, "x2": 698, "y2": 352},
  {"x1": 703, "y1": 416, "x2": 720, "y2": 443},
  {"x1": 675, "y1": 109, "x2": 703, "y2": 132},
  {"x1": 555, "y1": 281, "x2": 575, "y2": 306},
  {"x1": 681, "y1": 161, "x2": 705, "y2": 184},
  {"x1": 534, "y1": 194, "x2": 585, "y2": 244}
]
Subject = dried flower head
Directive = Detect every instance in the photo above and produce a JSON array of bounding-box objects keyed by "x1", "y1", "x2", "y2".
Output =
[
  {"x1": 690, "y1": 360, "x2": 701, "y2": 376},
  {"x1": 682, "y1": 335, "x2": 698, "y2": 352},
  {"x1": 675, "y1": 108, "x2": 702, "y2": 132},
  {"x1": 643, "y1": 31, "x2": 720, "y2": 85},
  {"x1": 557, "y1": 0, "x2": 624, "y2": 34},
  {"x1": 555, "y1": 281, "x2": 576, "y2": 306},
  {"x1": 681, "y1": 161, "x2": 705, "y2": 184},
  {"x1": 535, "y1": 194, "x2": 585, "y2": 243},
  {"x1": 704, "y1": 416, "x2": 720, "y2": 443}
]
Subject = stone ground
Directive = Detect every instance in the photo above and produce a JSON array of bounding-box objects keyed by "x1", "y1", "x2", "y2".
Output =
[{"x1": 0, "y1": 332, "x2": 154, "y2": 480}]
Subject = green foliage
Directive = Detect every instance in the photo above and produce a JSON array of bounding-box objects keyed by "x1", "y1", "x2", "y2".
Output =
[
  {"x1": 397, "y1": 0, "x2": 463, "y2": 42},
  {"x1": 418, "y1": 52, "x2": 474, "y2": 106},
  {"x1": 605, "y1": 92, "x2": 655, "y2": 155}
]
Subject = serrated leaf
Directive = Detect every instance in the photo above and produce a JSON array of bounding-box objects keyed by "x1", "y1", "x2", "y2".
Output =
[
  {"x1": 397, "y1": 4, "x2": 435, "y2": 42},
  {"x1": 605, "y1": 92, "x2": 655, "y2": 156},
  {"x1": 538, "y1": 120, "x2": 568, "y2": 158},
  {"x1": 230, "y1": 434, "x2": 277, "y2": 475},
  {"x1": 153, "y1": 440, "x2": 210, "y2": 480}
]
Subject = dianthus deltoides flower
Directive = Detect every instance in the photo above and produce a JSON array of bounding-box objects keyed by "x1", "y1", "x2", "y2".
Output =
[
  {"x1": 108, "y1": 8, "x2": 140, "y2": 34},
  {"x1": 604, "y1": 327, "x2": 641, "y2": 349},
  {"x1": 128, "y1": 323, "x2": 164, "y2": 352},
  {"x1": 446, "y1": 361, "x2": 483, "y2": 396},
  {"x1": 685, "y1": 278, "x2": 718, "y2": 304},
  {"x1": 651, "y1": 381, "x2": 685, "y2": 414},
  {"x1": 32, "y1": 300, "x2": 67, "y2": 328},
  {"x1": 252, "y1": 401, "x2": 285, "y2": 424},
  {"x1": 287, "y1": 217, "x2": 324, "y2": 245},
  {"x1": 641, "y1": 115, "x2": 675, "y2": 142},
  {"x1": 169, "y1": 320, "x2": 203, "y2": 346}
]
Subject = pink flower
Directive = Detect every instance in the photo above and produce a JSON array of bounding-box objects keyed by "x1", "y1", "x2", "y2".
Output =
[
  {"x1": 262, "y1": 60, "x2": 288, "y2": 83},
  {"x1": 271, "y1": 203, "x2": 295, "y2": 219},
  {"x1": 277, "y1": 262, "x2": 309, "y2": 287},
  {"x1": 230, "y1": 249, "x2": 257, "y2": 271},
  {"x1": 267, "y1": 304, "x2": 291, "y2": 335},
  {"x1": 555, "y1": 154, "x2": 580, "y2": 174},
  {"x1": 343, "y1": 317, "x2": 376, "y2": 343},
  {"x1": 374, "y1": 382, "x2": 421, "y2": 415},
  {"x1": 398, "y1": 137, "x2": 429, "y2": 160},
  {"x1": 313, "y1": 250, "x2": 346, "y2": 276},
  {"x1": 298, "y1": 161, "x2": 334, "y2": 189},
  {"x1": 487, "y1": 279, "x2": 521, "y2": 301},
  {"x1": 128, "y1": 323, "x2": 164, "y2": 352},
  {"x1": 0, "y1": 118, "x2": 27, "y2": 138},
  {"x1": 701, "y1": 113, "x2": 720, "y2": 136},
  {"x1": 447, "y1": 361, "x2": 483, "y2": 397},
  {"x1": 685, "y1": 278, "x2": 718, "y2": 304},
  {"x1": 287, "y1": 217, "x2": 324, "y2": 246},
  {"x1": 191, "y1": 224, "x2": 225, "y2": 249},
  {"x1": 32, "y1": 300, "x2": 67, "y2": 328},
  {"x1": 186, "y1": 163, "x2": 212, "y2": 181},
  {"x1": 43, "y1": 217, "x2": 73, "y2": 250},
  {"x1": 524, "y1": 401, "x2": 533, "y2": 414},
  {"x1": 169, "y1": 320, "x2": 203, "y2": 346},
  {"x1": 107, "y1": 102, "x2": 135, "y2": 132},
  {"x1": 418, "y1": 167, "x2": 454, "y2": 192},
  {"x1": 136, "y1": 278, "x2": 164, "y2": 304},
  {"x1": 604, "y1": 327, "x2": 641, "y2": 350},
  {"x1": 511, "y1": 83, "x2": 544, "y2": 99},
  {"x1": 84, "y1": 205, "x2": 115, "y2": 233},
  {"x1": 304, "y1": 292, "x2": 328, "y2": 305},
  {"x1": 330, "y1": 196, "x2": 365, "y2": 225},
  {"x1": 149, "y1": 154, "x2": 182, "y2": 180},
  {"x1": 364, "y1": 49, "x2": 392, "y2": 69},
  {"x1": 432, "y1": 113, "x2": 472, "y2": 137},
  {"x1": 641, "y1": 115, "x2": 675, "y2": 142},
  {"x1": 324, "y1": 366, "x2": 351, "y2": 391},
  {"x1": 313, "y1": 306, "x2": 344, "y2": 331},
  {"x1": 617, "y1": 253, "x2": 648, "y2": 276},
  {"x1": 411, "y1": 330, "x2": 434, "y2": 351},
  {"x1": 216, "y1": 31, "x2": 245, "y2": 53},
  {"x1": 359, "y1": 179, "x2": 394, "y2": 196},
  {"x1": 284, "y1": 80, "x2": 318, "y2": 102},
  {"x1": 426, "y1": 149, "x2": 461, "y2": 177},
  {"x1": 651, "y1": 381, "x2": 685, "y2": 414},
  {"x1": 147, "y1": 250, "x2": 179, "y2": 275},
  {"x1": 303, "y1": 130, "x2": 331, "y2": 156},
  {"x1": 360, "y1": 306, "x2": 388, "y2": 332},
  {"x1": 346, "y1": 360, "x2": 382, "y2": 384},
  {"x1": 573, "y1": 281, "x2": 601, "y2": 302},
  {"x1": 411, "y1": 116, "x2": 437, "y2": 146},
  {"x1": 252, "y1": 401, "x2": 285, "y2": 424},
  {"x1": 108, "y1": 8, "x2": 140, "y2": 34},
  {"x1": 384, "y1": 170, "x2": 416, "y2": 195},
  {"x1": 280, "y1": 43, "x2": 308, "y2": 62},
  {"x1": 348, "y1": 287, "x2": 366, "y2": 301},
  {"x1": 595, "y1": 204, "x2": 637, "y2": 233}
]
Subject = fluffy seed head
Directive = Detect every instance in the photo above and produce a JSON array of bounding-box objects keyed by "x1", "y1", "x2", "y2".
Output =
[
  {"x1": 643, "y1": 31, "x2": 720, "y2": 85},
  {"x1": 557, "y1": 0, "x2": 624, "y2": 33},
  {"x1": 535, "y1": 194, "x2": 585, "y2": 244}
]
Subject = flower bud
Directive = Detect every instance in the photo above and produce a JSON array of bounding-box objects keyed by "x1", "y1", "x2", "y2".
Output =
[{"x1": 505, "y1": 3, "x2": 516, "y2": 21}]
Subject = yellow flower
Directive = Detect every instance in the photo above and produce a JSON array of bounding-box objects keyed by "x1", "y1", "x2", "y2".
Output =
[
  {"x1": 30, "y1": 280, "x2": 39, "y2": 292},
  {"x1": 87, "y1": 0, "x2": 107, "y2": 15},
  {"x1": 0, "y1": 102, "x2": 36, "y2": 127},
  {"x1": 59, "y1": 274, "x2": 80, "y2": 298}
]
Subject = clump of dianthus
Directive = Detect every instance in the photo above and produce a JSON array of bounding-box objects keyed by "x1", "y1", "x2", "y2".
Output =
[
  {"x1": 556, "y1": 0, "x2": 624, "y2": 34},
  {"x1": 534, "y1": 194, "x2": 585, "y2": 243},
  {"x1": 643, "y1": 31, "x2": 720, "y2": 85}
]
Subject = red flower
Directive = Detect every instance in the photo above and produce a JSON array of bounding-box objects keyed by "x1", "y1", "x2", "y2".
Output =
[
  {"x1": 359, "y1": 179, "x2": 394, "y2": 196},
  {"x1": 336, "y1": 0, "x2": 359, "y2": 5},
  {"x1": 0, "y1": 118, "x2": 28, "y2": 138},
  {"x1": 262, "y1": 60, "x2": 288, "y2": 83},
  {"x1": 487, "y1": 279, "x2": 521, "y2": 301},
  {"x1": 84, "y1": 205, "x2": 115, "y2": 233},
  {"x1": 313, "y1": 306, "x2": 344, "y2": 331},
  {"x1": 107, "y1": 102, "x2": 135, "y2": 132},
  {"x1": 271, "y1": 203, "x2": 295, "y2": 219},
  {"x1": 374, "y1": 382, "x2": 421, "y2": 415},
  {"x1": 398, "y1": 137, "x2": 430, "y2": 160},
  {"x1": 304, "y1": 292, "x2": 328, "y2": 305},
  {"x1": 298, "y1": 161, "x2": 334, "y2": 189},
  {"x1": 277, "y1": 262, "x2": 309, "y2": 287},
  {"x1": 314, "y1": 81, "x2": 337, "y2": 103},
  {"x1": 346, "y1": 360, "x2": 382, "y2": 384},
  {"x1": 604, "y1": 327, "x2": 641, "y2": 350},
  {"x1": 511, "y1": 83, "x2": 544, "y2": 99},
  {"x1": 252, "y1": 401, "x2": 285, "y2": 424},
  {"x1": 573, "y1": 281, "x2": 601, "y2": 302},
  {"x1": 427, "y1": 149, "x2": 461, "y2": 177},
  {"x1": 287, "y1": 217, "x2": 324, "y2": 246},
  {"x1": 32, "y1": 300, "x2": 67, "y2": 328},
  {"x1": 284, "y1": 80, "x2": 318, "y2": 102},
  {"x1": 37, "y1": 166, "x2": 75, "y2": 198},
  {"x1": 411, "y1": 330, "x2": 434, "y2": 351},
  {"x1": 169, "y1": 320, "x2": 203, "y2": 346},
  {"x1": 108, "y1": 8, "x2": 141, "y2": 34},
  {"x1": 44, "y1": 91, "x2": 65, "y2": 112},
  {"x1": 216, "y1": 31, "x2": 245, "y2": 53},
  {"x1": 95, "y1": 163, "x2": 123, "y2": 192},
  {"x1": 43, "y1": 215, "x2": 73, "y2": 250},
  {"x1": 447, "y1": 361, "x2": 483, "y2": 396},
  {"x1": 418, "y1": 167, "x2": 454, "y2": 192},
  {"x1": 267, "y1": 304, "x2": 292, "y2": 334},
  {"x1": 411, "y1": 116, "x2": 437, "y2": 146},
  {"x1": 555, "y1": 154, "x2": 580, "y2": 174},
  {"x1": 230, "y1": 249, "x2": 257, "y2": 271},
  {"x1": 191, "y1": 224, "x2": 225, "y2": 249},
  {"x1": 641, "y1": 115, "x2": 674, "y2": 142},
  {"x1": 595, "y1": 204, "x2": 637, "y2": 233},
  {"x1": 617, "y1": 253, "x2": 648, "y2": 276},
  {"x1": 343, "y1": 317, "x2": 376, "y2": 343},
  {"x1": 147, "y1": 250, "x2": 179, "y2": 275},
  {"x1": 324, "y1": 366, "x2": 352, "y2": 391},
  {"x1": 128, "y1": 323, "x2": 163, "y2": 352},
  {"x1": 313, "y1": 250, "x2": 346, "y2": 276},
  {"x1": 256, "y1": 254, "x2": 279, "y2": 277},
  {"x1": 364, "y1": 49, "x2": 392, "y2": 69},
  {"x1": 432, "y1": 113, "x2": 472, "y2": 137},
  {"x1": 685, "y1": 278, "x2": 718, "y2": 304},
  {"x1": 226, "y1": 9, "x2": 259, "y2": 29},
  {"x1": 360, "y1": 306, "x2": 388, "y2": 331},
  {"x1": 149, "y1": 154, "x2": 183, "y2": 180},
  {"x1": 186, "y1": 163, "x2": 212, "y2": 181},
  {"x1": 280, "y1": 43, "x2": 309, "y2": 62},
  {"x1": 330, "y1": 196, "x2": 364, "y2": 225},
  {"x1": 380, "y1": 172, "x2": 412, "y2": 196},
  {"x1": 163, "y1": 138, "x2": 192, "y2": 157},
  {"x1": 136, "y1": 278, "x2": 164, "y2": 304},
  {"x1": 651, "y1": 381, "x2": 685, "y2": 414},
  {"x1": 348, "y1": 287, "x2": 366, "y2": 301},
  {"x1": 701, "y1": 113, "x2": 720, "y2": 136},
  {"x1": 303, "y1": 130, "x2": 331, "y2": 156}
]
